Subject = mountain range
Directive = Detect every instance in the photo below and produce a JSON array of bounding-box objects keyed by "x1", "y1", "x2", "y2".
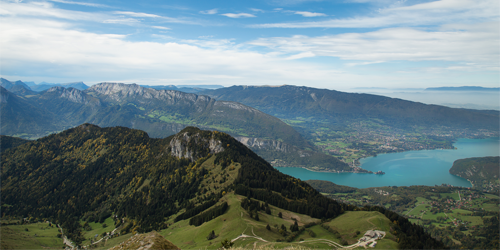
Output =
[
  {"x1": 0, "y1": 81, "x2": 349, "y2": 172},
  {"x1": 3, "y1": 79, "x2": 499, "y2": 172},
  {"x1": 201, "y1": 85, "x2": 499, "y2": 130}
]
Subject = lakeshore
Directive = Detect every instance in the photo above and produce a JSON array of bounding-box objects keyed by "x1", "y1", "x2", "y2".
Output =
[{"x1": 275, "y1": 137, "x2": 500, "y2": 188}]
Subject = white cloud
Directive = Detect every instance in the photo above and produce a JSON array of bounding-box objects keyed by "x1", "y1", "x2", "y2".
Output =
[
  {"x1": 249, "y1": 22, "x2": 499, "y2": 70},
  {"x1": 252, "y1": 0, "x2": 499, "y2": 28},
  {"x1": 113, "y1": 10, "x2": 195, "y2": 24},
  {"x1": 250, "y1": 8, "x2": 265, "y2": 12},
  {"x1": 221, "y1": 13, "x2": 256, "y2": 18},
  {"x1": 200, "y1": 8, "x2": 218, "y2": 15},
  {"x1": 0, "y1": 16, "x2": 357, "y2": 87},
  {"x1": 103, "y1": 18, "x2": 140, "y2": 24},
  {"x1": 345, "y1": 61, "x2": 385, "y2": 66},
  {"x1": 152, "y1": 26, "x2": 171, "y2": 30},
  {"x1": 286, "y1": 51, "x2": 316, "y2": 60},
  {"x1": 49, "y1": 0, "x2": 109, "y2": 8},
  {"x1": 0, "y1": 1, "x2": 108, "y2": 21},
  {"x1": 294, "y1": 11, "x2": 327, "y2": 17},
  {"x1": 114, "y1": 11, "x2": 161, "y2": 18}
]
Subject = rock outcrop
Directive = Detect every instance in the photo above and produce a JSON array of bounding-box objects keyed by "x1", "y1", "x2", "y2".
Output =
[
  {"x1": 169, "y1": 129, "x2": 224, "y2": 161},
  {"x1": 107, "y1": 231, "x2": 179, "y2": 250}
]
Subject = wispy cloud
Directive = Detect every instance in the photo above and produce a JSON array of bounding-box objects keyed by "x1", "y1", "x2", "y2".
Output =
[
  {"x1": 249, "y1": 22, "x2": 499, "y2": 70},
  {"x1": 114, "y1": 10, "x2": 195, "y2": 24},
  {"x1": 294, "y1": 11, "x2": 327, "y2": 17},
  {"x1": 252, "y1": 0, "x2": 499, "y2": 28},
  {"x1": 200, "y1": 8, "x2": 218, "y2": 15},
  {"x1": 114, "y1": 11, "x2": 161, "y2": 18},
  {"x1": 49, "y1": 0, "x2": 109, "y2": 8},
  {"x1": 221, "y1": 13, "x2": 256, "y2": 18},
  {"x1": 250, "y1": 8, "x2": 265, "y2": 12},
  {"x1": 0, "y1": 15, "x2": 363, "y2": 88},
  {"x1": 152, "y1": 26, "x2": 171, "y2": 30},
  {"x1": 0, "y1": 1, "x2": 108, "y2": 21},
  {"x1": 102, "y1": 18, "x2": 140, "y2": 24}
]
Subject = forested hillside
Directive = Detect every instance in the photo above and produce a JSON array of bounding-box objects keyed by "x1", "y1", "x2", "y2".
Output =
[
  {"x1": 450, "y1": 156, "x2": 500, "y2": 192},
  {"x1": 1, "y1": 125, "x2": 345, "y2": 245},
  {"x1": 0, "y1": 135, "x2": 29, "y2": 152}
]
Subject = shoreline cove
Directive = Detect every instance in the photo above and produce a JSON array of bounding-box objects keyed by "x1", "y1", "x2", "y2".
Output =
[{"x1": 275, "y1": 137, "x2": 499, "y2": 189}]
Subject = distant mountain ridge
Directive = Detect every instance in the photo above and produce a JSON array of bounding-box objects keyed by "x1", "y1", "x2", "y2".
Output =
[
  {"x1": 0, "y1": 78, "x2": 89, "y2": 92},
  {"x1": 202, "y1": 85, "x2": 499, "y2": 130},
  {"x1": 426, "y1": 86, "x2": 500, "y2": 91},
  {"x1": 31, "y1": 81, "x2": 89, "y2": 91},
  {"x1": 1, "y1": 82, "x2": 349, "y2": 171}
]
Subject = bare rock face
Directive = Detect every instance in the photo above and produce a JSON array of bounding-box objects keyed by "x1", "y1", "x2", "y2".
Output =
[
  {"x1": 87, "y1": 82, "x2": 212, "y2": 107},
  {"x1": 107, "y1": 231, "x2": 179, "y2": 250},
  {"x1": 169, "y1": 129, "x2": 224, "y2": 161},
  {"x1": 236, "y1": 137, "x2": 291, "y2": 153},
  {"x1": 47, "y1": 86, "x2": 100, "y2": 105}
]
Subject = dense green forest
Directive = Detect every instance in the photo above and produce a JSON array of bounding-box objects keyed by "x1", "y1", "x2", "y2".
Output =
[
  {"x1": 0, "y1": 135, "x2": 30, "y2": 152},
  {"x1": 1, "y1": 125, "x2": 221, "y2": 244}
]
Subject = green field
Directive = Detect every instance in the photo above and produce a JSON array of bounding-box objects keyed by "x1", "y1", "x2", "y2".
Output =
[
  {"x1": 0, "y1": 222, "x2": 63, "y2": 249},
  {"x1": 327, "y1": 211, "x2": 396, "y2": 245},
  {"x1": 80, "y1": 216, "x2": 117, "y2": 247},
  {"x1": 159, "y1": 193, "x2": 325, "y2": 249}
]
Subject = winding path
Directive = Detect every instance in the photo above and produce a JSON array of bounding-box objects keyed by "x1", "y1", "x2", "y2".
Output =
[{"x1": 230, "y1": 225, "x2": 386, "y2": 249}]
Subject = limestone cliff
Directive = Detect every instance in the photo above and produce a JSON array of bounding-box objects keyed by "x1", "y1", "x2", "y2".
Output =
[{"x1": 169, "y1": 128, "x2": 224, "y2": 161}]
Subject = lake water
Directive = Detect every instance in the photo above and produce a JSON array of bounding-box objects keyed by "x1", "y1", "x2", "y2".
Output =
[{"x1": 275, "y1": 137, "x2": 500, "y2": 189}]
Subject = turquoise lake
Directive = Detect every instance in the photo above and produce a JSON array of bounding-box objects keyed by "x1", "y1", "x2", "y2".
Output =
[{"x1": 275, "y1": 137, "x2": 500, "y2": 189}]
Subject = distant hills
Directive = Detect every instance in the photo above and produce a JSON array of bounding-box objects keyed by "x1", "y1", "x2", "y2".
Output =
[
  {"x1": 202, "y1": 85, "x2": 499, "y2": 130},
  {"x1": 426, "y1": 86, "x2": 500, "y2": 91},
  {"x1": 0, "y1": 80, "x2": 349, "y2": 171},
  {"x1": 0, "y1": 78, "x2": 89, "y2": 94}
]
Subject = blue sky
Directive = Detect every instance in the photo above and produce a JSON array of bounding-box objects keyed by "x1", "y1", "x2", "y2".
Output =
[{"x1": 0, "y1": 0, "x2": 498, "y2": 90}]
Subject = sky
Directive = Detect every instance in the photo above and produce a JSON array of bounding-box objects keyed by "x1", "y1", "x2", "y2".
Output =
[{"x1": 0, "y1": 0, "x2": 499, "y2": 90}]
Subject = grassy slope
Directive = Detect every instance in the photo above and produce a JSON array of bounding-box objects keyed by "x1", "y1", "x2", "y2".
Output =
[
  {"x1": 159, "y1": 192, "x2": 322, "y2": 249},
  {"x1": 327, "y1": 211, "x2": 398, "y2": 249},
  {"x1": 0, "y1": 222, "x2": 63, "y2": 249},
  {"x1": 158, "y1": 193, "x2": 397, "y2": 249}
]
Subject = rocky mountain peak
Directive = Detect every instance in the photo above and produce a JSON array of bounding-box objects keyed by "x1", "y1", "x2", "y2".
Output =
[
  {"x1": 0, "y1": 78, "x2": 31, "y2": 91},
  {"x1": 87, "y1": 82, "x2": 213, "y2": 106},
  {"x1": 46, "y1": 86, "x2": 98, "y2": 105},
  {"x1": 169, "y1": 127, "x2": 225, "y2": 162}
]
